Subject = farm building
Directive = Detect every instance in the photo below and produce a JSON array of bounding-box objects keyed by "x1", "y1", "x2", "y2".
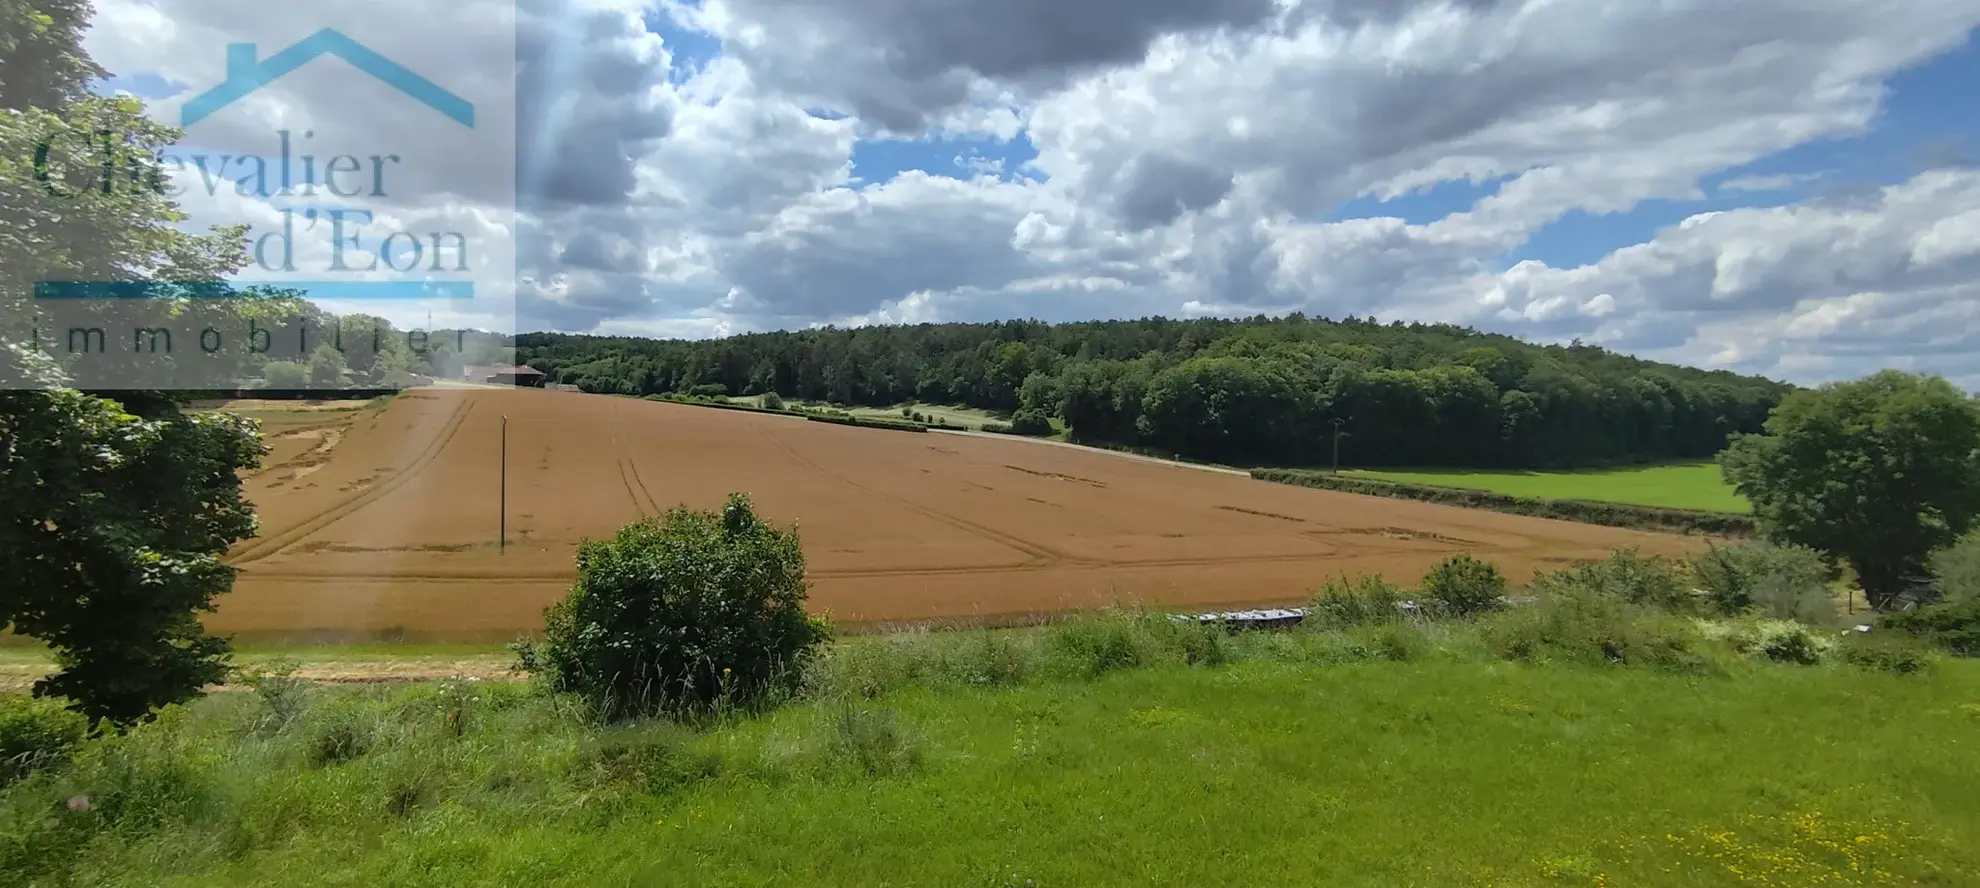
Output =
[{"x1": 461, "y1": 364, "x2": 547, "y2": 387}]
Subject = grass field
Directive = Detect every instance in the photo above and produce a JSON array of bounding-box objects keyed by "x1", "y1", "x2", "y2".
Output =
[
  {"x1": 4, "y1": 640, "x2": 1974, "y2": 887},
  {"x1": 1349, "y1": 462, "x2": 1750, "y2": 513}
]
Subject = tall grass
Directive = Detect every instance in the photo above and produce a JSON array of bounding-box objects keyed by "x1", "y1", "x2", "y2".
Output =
[{"x1": 2, "y1": 543, "x2": 1972, "y2": 885}]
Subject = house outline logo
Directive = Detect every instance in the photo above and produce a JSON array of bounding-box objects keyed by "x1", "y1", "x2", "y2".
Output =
[{"x1": 181, "y1": 28, "x2": 474, "y2": 128}]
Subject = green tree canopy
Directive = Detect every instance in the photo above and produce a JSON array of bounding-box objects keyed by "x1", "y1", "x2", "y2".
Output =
[
  {"x1": 1720, "y1": 370, "x2": 1980, "y2": 610},
  {"x1": 1, "y1": 0, "x2": 265, "y2": 725}
]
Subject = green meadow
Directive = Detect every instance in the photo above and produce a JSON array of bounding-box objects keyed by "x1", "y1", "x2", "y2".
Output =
[
  {"x1": 1349, "y1": 462, "x2": 1750, "y2": 513},
  {"x1": 4, "y1": 614, "x2": 1975, "y2": 888}
]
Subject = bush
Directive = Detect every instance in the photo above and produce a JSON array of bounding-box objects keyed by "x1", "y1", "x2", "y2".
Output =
[
  {"x1": 258, "y1": 361, "x2": 309, "y2": 389},
  {"x1": 517, "y1": 493, "x2": 830, "y2": 719},
  {"x1": 1749, "y1": 571, "x2": 1842, "y2": 626},
  {"x1": 1836, "y1": 633, "x2": 1937, "y2": 675},
  {"x1": 1698, "y1": 619, "x2": 1835, "y2": 665},
  {"x1": 1483, "y1": 589, "x2": 1718, "y2": 673},
  {"x1": 0, "y1": 696, "x2": 90, "y2": 786},
  {"x1": 1009, "y1": 408, "x2": 1053, "y2": 437},
  {"x1": 1307, "y1": 574, "x2": 1409, "y2": 629},
  {"x1": 1419, "y1": 554, "x2": 1506, "y2": 617},
  {"x1": 758, "y1": 392, "x2": 785, "y2": 411},
  {"x1": 1929, "y1": 530, "x2": 1980, "y2": 603},
  {"x1": 1534, "y1": 548, "x2": 1697, "y2": 613},
  {"x1": 1878, "y1": 597, "x2": 1980, "y2": 657},
  {"x1": 1690, "y1": 542, "x2": 1833, "y2": 619},
  {"x1": 688, "y1": 383, "x2": 728, "y2": 398},
  {"x1": 236, "y1": 659, "x2": 310, "y2": 735},
  {"x1": 307, "y1": 705, "x2": 377, "y2": 766},
  {"x1": 1044, "y1": 613, "x2": 1150, "y2": 678}
]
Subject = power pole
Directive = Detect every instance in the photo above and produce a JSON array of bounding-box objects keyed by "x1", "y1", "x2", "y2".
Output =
[
  {"x1": 499, "y1": 414, "x2": 508, "y2": 554},
  {"x1": 1330, "y1": 417, "x2": 1346, "y2": 473}
]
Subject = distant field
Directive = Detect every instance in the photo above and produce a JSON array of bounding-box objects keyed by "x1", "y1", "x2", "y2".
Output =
[
  {"x1": 843, "y1": 403, "x2": 1005, "y2": 429},
  {"x1": 197, "y1": 387, "x2": 1697, "y2": 640},
  {"x1": 1349, "y1": 462, "x2": 1749, "y2": 513}
]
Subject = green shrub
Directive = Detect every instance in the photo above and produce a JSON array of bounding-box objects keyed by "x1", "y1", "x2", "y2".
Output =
[
  {"x1": 1044, "y1": 613, "x2": 1150, "y2": 678},
  {"x1": 0, "y1": 696, "x2": 90, "y2": 786},
  {"x1": 1698, "y1": 618, "x2": 1835, "y2": 665},
  {"x1": 1534, "y1": 548, "x2": 1697, "y2": 613},
  {"x1": 1308, "y1": 574, "x2": 1407, "y2": 629},
  {"x1": 236, "y1": 659, "x2": 311, "y2": 735},
  {"x1": 1750, "y1": 571, "x2": 1842, "y2": 626},
  {"x1": 258, "y1": 361, "x2": 309, "y2": 389},
  {"x1": 1878, "y1": 597, "x2": 1980, "y2": 656},
  {"x1": 758, "y1": 392, "x2": 785, "y2": 411},
  {"x1": 1690, "y1": 542, "x2": 1833, "y2": 619},
  {"x1": 688, "y1": 383, "x2": 728, "y2": 398},
  {"x1": 307, "y1": 708, "x2": 376, "y2": 766},
  {"x1": 1009, "y1": 408, "x2": 1053, "y2": 437},
  {"x1": 1836, "y1": 633, "x2": 1937, "y2": 675},
  {"x1": 1759, "y1": 625, "x2": 1823, "y2": 665},
  {"x1": 1929, "y1": 530, "x2": 1980, "y2": 603},
  {"x1": 1367, "y1": 622, "x2": 1431, "y2": 661},
  {"x1": 1419, "y1": 554, "x2": 1506, "y2": 617},
  {"x1": 518, "y1": 493, "x2": 830, "y2": 720},
  {"x1": 1483, "y1": 589, "x2": 1717, "y2": 673}
]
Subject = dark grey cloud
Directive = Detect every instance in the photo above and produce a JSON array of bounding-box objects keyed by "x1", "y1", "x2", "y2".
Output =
[
  {"x1": 1110, "y1": 153, "x2": 1236, "y2": 229},
  {"x1": 706, "y1": 0, "x2": 1277, "y2": 131},
  {"x1": 516, "y1": 0, "x2": 674, "y2": 209}
]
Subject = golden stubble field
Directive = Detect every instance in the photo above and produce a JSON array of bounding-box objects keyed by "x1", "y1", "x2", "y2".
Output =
[{"x1": 211, "y1": 388, "x2": 1700, "y2": 640}]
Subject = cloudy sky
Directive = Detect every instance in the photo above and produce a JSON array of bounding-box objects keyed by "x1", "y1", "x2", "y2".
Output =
[{"x1": 85, "y1": 0, "x2": 1980, "y2": 387}]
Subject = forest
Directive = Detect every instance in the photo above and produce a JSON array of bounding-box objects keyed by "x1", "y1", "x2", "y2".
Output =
[{"x1": 511, "y1": 314, "x2": 1793, "y2": 469}]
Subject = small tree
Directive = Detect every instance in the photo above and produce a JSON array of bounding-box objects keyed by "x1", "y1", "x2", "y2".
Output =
[
  {"x1": 1009, "y1": 408, "x2": 1053, "y2": 437},
  {"x1": 259, "y1": 361, "x2": 308, "y2": 389},
  {"x1": 1688, "y1": 541, "x2": 1832, "y2": 617},
  {"x1": 758, "y1": 392, "x2": 785, "y2": 411},
  {"x1": 1420, "y1": 553, "x2": 1506, "y2": 617},
  {"x1": 1720, "y1": 371, "x2": 1980, "y2": 610},
  {"x1": 1928, "y1": 530, "x2": 1980, "y2": 604},
  {"x1": 306, "y1": 344, "x2": 347, "y2": 388},
  {"x1": 519, "y1": 493, "x2": 829, "y2": 719}
]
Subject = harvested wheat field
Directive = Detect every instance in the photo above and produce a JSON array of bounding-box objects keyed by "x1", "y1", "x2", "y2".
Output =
[{"x1": 211, "y1": 387, "x2": 1703, "y2": 641}]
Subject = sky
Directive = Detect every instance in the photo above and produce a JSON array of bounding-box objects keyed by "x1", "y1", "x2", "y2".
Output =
[{"x1": 81, "y1": 0, "x2": 1980, "y2": 387}]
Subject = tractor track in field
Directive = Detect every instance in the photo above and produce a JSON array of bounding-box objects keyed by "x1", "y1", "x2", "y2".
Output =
[{"x1": 227, "y1": 397, "x2": 474, "y2": 565}]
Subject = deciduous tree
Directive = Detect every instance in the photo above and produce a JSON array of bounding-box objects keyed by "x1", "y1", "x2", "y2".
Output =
[{"x1": 1720, "y1": 370, "x2": 1980, "y2": 610}]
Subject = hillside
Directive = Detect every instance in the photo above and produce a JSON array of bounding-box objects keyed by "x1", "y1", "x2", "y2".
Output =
[{"x1": 514, "y1": 316, "x2": 1792, "y2": 470}]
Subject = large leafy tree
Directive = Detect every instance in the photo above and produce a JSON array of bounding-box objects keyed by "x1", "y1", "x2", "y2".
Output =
[
  {"x1": 2, "y1": 0, "x2": 266, "y2": 725},
  {"x1": 1720, "y1": 370, "x2": 1980, "y2": 610}
]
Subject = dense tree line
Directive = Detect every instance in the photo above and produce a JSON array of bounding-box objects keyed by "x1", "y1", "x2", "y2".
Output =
[{"x1": 514, "y1": 315, "x2": 1791, "y2": 469}]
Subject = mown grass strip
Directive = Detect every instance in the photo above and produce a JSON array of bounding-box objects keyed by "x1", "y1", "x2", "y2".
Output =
[{"x1": 1253, "y1": 468, "x2": 1757, "y2": 537}]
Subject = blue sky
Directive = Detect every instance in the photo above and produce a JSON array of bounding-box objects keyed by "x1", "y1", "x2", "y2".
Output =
[
  {"x1": 120, "y1": 13, "x2": 1976, "y2": 274},
  {"x1": 1331, "y1": 33, "x2": 1980, "y2": 270},
  {"x1": 642, "y1": 7, "x2": 1976, "y2": 272}
]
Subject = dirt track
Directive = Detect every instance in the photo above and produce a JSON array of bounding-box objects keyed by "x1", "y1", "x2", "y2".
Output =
[{"x1": 211, "y1": 388, "x2": 1700, "y2": 640}]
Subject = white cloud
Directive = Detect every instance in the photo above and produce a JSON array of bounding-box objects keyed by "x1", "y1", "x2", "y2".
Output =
[{"x1": 73, "y1": 0, "x2": 1980, "y2": 386}]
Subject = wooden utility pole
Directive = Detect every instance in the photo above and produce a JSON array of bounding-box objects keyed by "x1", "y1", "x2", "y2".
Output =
[{"x1": 499, "y1": 414, "x2": 508, "y2": 553}]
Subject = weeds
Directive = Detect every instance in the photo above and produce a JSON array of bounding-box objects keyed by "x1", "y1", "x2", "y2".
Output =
[
  {"x1": 826, "y1": 703, "x2": 921, "y2": 777},
  {"x1": 1307, "y1": 574, "x2": 1409, "y2": 629}
]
